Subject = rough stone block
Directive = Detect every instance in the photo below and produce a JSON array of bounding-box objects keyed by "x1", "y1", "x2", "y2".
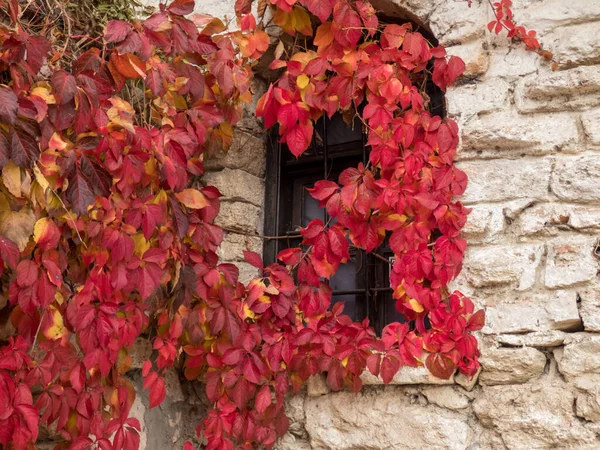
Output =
[
  {"x1": 459, "y1": 113, "x2": 578, "y2": 157},
  {"x1": 304, "y1": 388, "x2": 474, "y2": 449},
  {"x1": 217, "y1": 233, "x2": 263, "y2": 262},
  {"x1": 479, "y1": 346, "x2": 547, "y2": 385},
  {"x1": 483, "y1": 290, "x2": 582, "y2": 334},
  {"x1": 458, "y1": 158, "x2": 552, "y2": 204},
  {"x1": 307, "y1": 374, "x2": 330, "y2": 397},
  {"x1": 215, "y1": 201, "x2": 262, "y2": 234},
  {"x1": 473, "y1": 380, "x2": 599, "y2": 449},
  {"x1": 129, "y1": 337, "x2": 153, "y2": 370},
  {"x1": 461, "y1": 203, "x2": 505, "y2": 244},
  {"x1": 556, "y1": 333, "x2": 600, "y2": 379},
  {"x1": 463, "y1": 244, "x2": 543, "y2": 290},
  {"x1": 361, "y1": 365, "x2": 454, "y2": 386},
  {"x1": 513, "y1": 203, "x2": 600, "y2": 236},
  {"x1": 429, "y1": 0, "x2": 488, "y2": 46},
  {"x1": 582, "y1": 108, "x2": 600, "y2": 147},
  {"x1": 234, "y1": 261, "x2": 261, "y2": 285},
  {"x1": 497, "y1": 331, "x2": 567, "y2": 348},
  {"x1": 203, "y1": 168, "x2": 264, "y2": 207},
  {"x1": 516, "y1": 66, "x2": 600, "y2": 113},
  {"x1": 518, "y1": 0, "x2": 600, "y2": 33},
  {"x1": 544, "y1": 236, "x2": 598, "y2": 289},
  {"x1": 446, "y1": 78, "x2": 510, "y2": 120},
  {"x1": 552, "y1": 155, "x2": 600, "y2": 202},
  {"x1": 579, "y1": 286, "x2": 600, "y2": 332},
  {"x1": 446, "y1": 40, "x2": 489, "y2": 78},
  {"x1": 204, "y1": 131, "x2": 267, "y2": 178},
  {"x1": 421, "y1": 386, "x2": 470, "y2": 410},
  {"x1": 545, "y1": 23, "x2": 600, "y2": 66},
  {"x1": 487, "y1": 47, "x2": 539, "y2": 78}
]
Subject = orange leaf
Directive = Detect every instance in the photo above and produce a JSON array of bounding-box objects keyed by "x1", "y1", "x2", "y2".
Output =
[{"x1": 175, "y1": 189, "x2": 208, "y2": 209}]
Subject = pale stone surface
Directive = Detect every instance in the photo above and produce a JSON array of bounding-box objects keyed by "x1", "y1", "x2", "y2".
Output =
[
  {"x1": 307, "y1": 374, "x2": 330, "y2": 397},
  {"x1": 458, "y1": 158, "x2": 552, "y2": 203},
  {"x1": 129, "y1": 337, "x2": 153, "y2": 369},
  {"x1": 473, "y1": 379, "x2": 600, "y2": 449},
  {"x1": 518, "y1": 0, "x2": 600, "y2": 33},
  {"x1": 446, "y1": 40, "x2": 490, "y2": 78},
  {"x1": 483, "y1": 290, "x2": 582, "y2": 334},
  {"x1": 546, "y1": 23, "x2": 600, "y2": 66},
  {"x1": 215, "y1": 201, "x2": 262, "y2": 233},
  {"x1": 203, "y1": 168, "x2": 264, "y2": 207},
  {"x1": 479, "y1": 347, "x2": 547, "y2": 385},
  {"x1": 234, "y1": 260, "x2": 261, "y2": 285},
  {"x1": 487, "y1": 46, "x2": 540, "y2": 78},
  {"x1": 552, "y1": 155, "x2": 600, "y2": 202},
  {"x1": 461, "y1": 203, "x2": 505, "y2": 244},
  {"x1": 361, "y1": 365, "x2": 454, "y2": 386},
  {"x1": 421, "y1": 386, "x2": 470, "y2": 410},
  {"x1": 463, "y1": 244, "x2": 543, "y2": 290},
  {"x1": 305, "y1": 388, "x2": 474, "y2": 450},
  {"x1": 205, "y1": 131, "x2": 267, "y2": 178},
  {"x1": 446, "y1": 78, "x2": 510, "y2": 120},
  {"x1": 218, "y1": 232, "x2": 263, "y2": 262},
  {"x1": 578, "y1": 286, "x2": 600, "y2": 332},
  {"x1": 516, "y1": 66, "x2": 600, "y2": 113},
  {"x1": 556, "y1": 333, "x2": 600, "y2": 379},
  {"x1": 544, "y1": 236, "x2": 598, "y2": 288},
  {"x1": 582, "y1": 108, "x2": 600, "y2": 147},
  {"x1": 512, "y1": 203, "x2": 600, "y2": 235},
  {"x1": 497, "y1": 331, "x2": 567, "y2": 348},
  {"x1": 459, "y1": 113, "x2": 578, "y2": 157}
]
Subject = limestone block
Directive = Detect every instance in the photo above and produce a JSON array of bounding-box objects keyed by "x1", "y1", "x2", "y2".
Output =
[
  {"x1": 513, "y1": 203, "x2": 600, "y2": 236},
  {"x1": 473, "y1": 380, "x2": 599, "y2": 449},
  {"x1": 428, "y1": 0, "x2": 488, "y2": 46},
  {"x1": 203, "y1": 168, "x2": 264, "y2": 207},
  {"x1": 459, "y1": 113, "x2": 578, "y2": 157},
  {"x1": 575, "y1": 391, "x2": 600, "y2": 423},
  {"x1": 461, "y1": 203, "x2": 505, "y2": 244},
  {"x1": 458, "y1": 158, "x2": 552, "y2": 204},
  {"x1": 204, "y1": 131, "x2": 267, "y2": 178},
  {"x1": 578, "y1": 286, "x2": 600, "y2": 332},
  {"x1": 129, "y1": 336, "x2": 153, "y2": 370},
  {"x1": 545, "y1": 23, "x2": 600, "y2": 66},
  {"x1": 275, "y1": 434, "x2": 312, "y2": 450},
  {"x1": 479, "y1": 346, "x2": 546, "y2": 385},
  {"x1": 215, "y1": 201, "x2": 262, "y2": 233},
  {"x1": 446, "y1": 40, "x2": 489, "y2": 78},
  {"x1": 361, "y1": 365, "x2": 454, "y2": 386},
  {"x1": 483, "y1": 290, "x2": 582, "y2": 334},
  {"x1": 463, "y1": 244, "x2": 543, "y2": 290},
  {"x1": 234, "y1": 261, "x2": 261, "y2": 285},
  {"x1": 552, "y1": 155, "x2": 600, "y2": 202},
  {"x1": 582, "y1": 108, "x2": 600, "y2": 147},
  {"x1": 516, "y1": 66, "x2": 600, "y2": 113},
  {"x1": 217, "y1": 233, "x2": 263, "y2": 262},
  {"x1": 446, "y1": 78, "x2": 510, "y2": 120},
  {"x1": 307, "y1": 374, "x2": 330, "y2": 397},
  {"x1": 556, "y1": 333, "x2": 600, "y2": 379},
  {"x1": 518, "y1": 0, "x2": 600, "y2": 33},
  {"x1": 487, "y1": 47, "x2": 539, "y2": 78},
  {"x1": 544, "y1": 236, "x2": 598, "y2": 289},
  {"x1": 304, "y1": 388, "x2": 474, "y2": 450},
  {"x1": 141, "y1": 0, "x2": 236, "y2": 21},
  {"x1": 497, "y1": 331, "x2": 567, "y2": 348},
  {"x1": 421, "y1": 386, "x2": 470, "y2": 410}
]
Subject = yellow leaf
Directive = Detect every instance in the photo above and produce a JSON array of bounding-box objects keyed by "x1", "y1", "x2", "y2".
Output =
[
  {"x1": 274, "y1": 40, "x2": 285, "y2": 60},
  {"x1": 175, "y1": 189, "x2": 208, "y2": 209},
  {"x1": 408, "y1": 298, "x2": 424, "y2": 313},
  {"x1": 31, "y1": 83, "x2": 56, "y2": 104},
  {"x1": 44, "y1": 305, "x2": 67, "y2": 341},
  {"x1": 242, "y1": 303, "x2": 256, "y2": 320},
  {"x1": 33, "y1": 164, "x2": 50, "y2": 192},
  {"x1": 297, "y1": 74, "x2": 310, "y2": 90},
  {"x1": 2, "y1": 161, "x2": 23, "y2": 198},
  {"x1": 0, "y1": 193, "x2": 35, "y2": 251},
  {"x1": 132, "y1": 233, "x2": 151, "y2": 256}
]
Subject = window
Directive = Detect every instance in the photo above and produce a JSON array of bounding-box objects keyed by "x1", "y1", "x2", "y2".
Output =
[{"x1": 263, "y1": 20, "x2": 444, "y2": 334}]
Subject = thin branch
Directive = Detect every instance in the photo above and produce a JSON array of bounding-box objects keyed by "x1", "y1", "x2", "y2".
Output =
[
  {"x1": 221, "y1": 226, "x2": 301, "y2": 240},
  {"x1": 29, "y1": 309, "x2": 46, "y2": 356},
  {"x1": 49, "y1": 187, "x2": 88, "y2": 249}
]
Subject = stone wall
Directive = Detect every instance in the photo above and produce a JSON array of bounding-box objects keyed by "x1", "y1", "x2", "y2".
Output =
[{"x1": 106, "y1": 0, "x2": 600, "y2": 448}]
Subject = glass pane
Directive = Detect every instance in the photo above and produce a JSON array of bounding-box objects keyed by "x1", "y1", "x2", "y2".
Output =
[
  {"x1": 332, "y1": 293, "x2": 366, "y2": 321},
  {"x1": 302, "y1": 188, "x2": 321, "y2": 227},
  {"x1": 326, "y1": 113, "x2": 362, "y2": 146},
  {"x1": 330, "y1": 259, "x2": 361, "y2": 291}
]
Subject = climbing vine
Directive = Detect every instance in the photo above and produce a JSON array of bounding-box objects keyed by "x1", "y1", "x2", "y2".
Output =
[{"x1": 0, "y1": 0, "x2": 563, "y2": 448}]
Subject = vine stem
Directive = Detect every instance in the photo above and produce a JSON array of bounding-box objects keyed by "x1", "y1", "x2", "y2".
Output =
[
  {"x1": 49, "y1": 187, "x2": 88, "y2": 249},
  {"x1": 29, "y1": 309, "x2": 46, "y2": 357}
]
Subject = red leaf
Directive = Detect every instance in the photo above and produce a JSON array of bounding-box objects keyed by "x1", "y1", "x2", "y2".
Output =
[
  {"x1": 51, "y1": 70, "x2": 77, "y2": 105},
  {"x1": 148, "y1": 375, "x2": 166, "y2": 408},
  {"x1": 16, "y1": 260, "x2": 38, "y2": 287},
  {"x1": 425, "y1": 353, "x2": 456, "y2": 379},
  {"x1": 0, "y1": 236, "x2": 20, "y2": 269},
  {"x1": 105, "y1": 20, "x2": 132, "y2": 43},
  {"x1": 67, "y1": 169, "x2": 95, "y2": 215},
  {"x1": 380, "y1": 354, "x2": 400, "y2": 384},
  {"x1": 466, "y1": 309, "x2": 485, "y2": 332},
  {"x1": 243, "y1": 250, "x2": 264, "y2": 270},
  {"x1": 0, "y1": 86, "x2": 18, "y2": 124},
  {"x1": 168, "y1": 0, "x2": 195, "y2": 15},
  {"x1": 255, "y1": 385, "x2": 271, "y2": 414},
  {"x1": 10, "y1": 127, "x2": 39, "y2": 168}
]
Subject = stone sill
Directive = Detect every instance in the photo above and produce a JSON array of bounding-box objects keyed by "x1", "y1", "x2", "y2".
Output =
[{"x1": 307, "y1": 367, "x2": 479, "y2": 396}]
